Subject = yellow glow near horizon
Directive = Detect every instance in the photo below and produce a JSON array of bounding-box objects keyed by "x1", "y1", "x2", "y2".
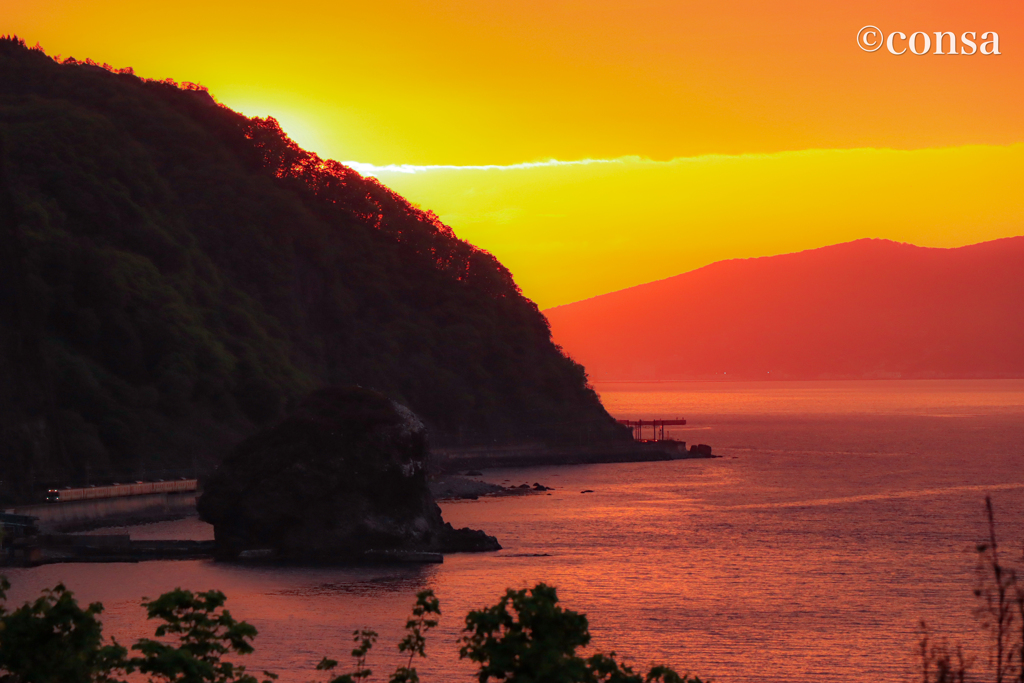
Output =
[
  {"x1": 6, "y1": 0, "x2": 1022, "y2": 308},
  {"x1": 368, "y1": 144, "x2": 1024, "y2": 308}
]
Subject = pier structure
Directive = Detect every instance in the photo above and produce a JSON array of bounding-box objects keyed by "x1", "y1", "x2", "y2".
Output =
[{"x1": 617, "y1": 418, "x2": 687, "y2": 441}]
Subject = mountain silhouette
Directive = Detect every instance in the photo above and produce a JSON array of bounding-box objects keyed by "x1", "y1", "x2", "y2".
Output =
[
  {"x1": 545, "y1": 237, "x2": 1024, "y2": 381},
  {"x1": 0, "y1": 37, "x2": 624, "y2": 499}
]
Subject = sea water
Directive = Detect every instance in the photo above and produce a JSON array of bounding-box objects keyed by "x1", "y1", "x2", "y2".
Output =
[{"x1": 5, "y1": 380, "x2": 1024, "y2": 682}]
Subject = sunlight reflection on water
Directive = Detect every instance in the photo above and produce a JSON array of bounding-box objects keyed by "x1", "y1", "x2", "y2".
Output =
[{"x1": 5, "y1": 380, "x2": 1023, "y2": 682}]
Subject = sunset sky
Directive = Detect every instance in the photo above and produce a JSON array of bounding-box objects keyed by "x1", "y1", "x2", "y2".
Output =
[{"x1": 8, "y1": 0, "x2": 1023, "y2": 307}]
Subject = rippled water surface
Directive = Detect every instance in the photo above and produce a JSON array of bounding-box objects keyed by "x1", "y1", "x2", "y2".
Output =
[{"x1": 6, "y1": 380, "x2": 1024, "y2": 682}]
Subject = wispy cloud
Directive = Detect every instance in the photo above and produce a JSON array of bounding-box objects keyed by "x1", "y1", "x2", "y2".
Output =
[
  {"x1": 342, "y1": 158, "x2": 628, "y2": 177},
  {"x1": 343, "y1": 145, "x2": 1024, "y2": 178}
]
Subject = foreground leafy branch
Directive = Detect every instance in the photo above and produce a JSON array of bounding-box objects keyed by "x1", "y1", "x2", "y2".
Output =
[
  {"x1": 971, "y1": 497, "x2": 1024, "y2": 683},
  {"x1": 319, "y1": 590, "x2": 439, "y2": 683},
  {"x1": 918, "y1": 496, "x2": 1024, "y2": 683},
  {"x1": 0, "y1": 579, "x2": 699, "y2": 683},
  {"x1": 0, "y1": 577, "x2": 126, "y2": 683},
  {"x1": 316, "y1": 628, "x2": 378, "y2": 683},
  {"x1": 130, "y1": 588, "x2": 278, "y2": 683},
  {"x1": 0, "y1": 580, "x2": 279, "y2": 683},
  {"x1": 459, "y1": 584, "x2": 703, "y2": 683}
]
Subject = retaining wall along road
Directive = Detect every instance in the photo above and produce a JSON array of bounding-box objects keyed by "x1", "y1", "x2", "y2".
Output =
[{"x1": 8, "y1": 492, "x2": 197, "y2": 531}]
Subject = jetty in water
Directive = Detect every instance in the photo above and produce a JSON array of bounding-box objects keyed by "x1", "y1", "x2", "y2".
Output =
[{"x1": 617, "y1": 418, "x2": 687, "y2": 441}]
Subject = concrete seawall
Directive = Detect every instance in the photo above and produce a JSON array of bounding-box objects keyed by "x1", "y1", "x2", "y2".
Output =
[
  {"x1": 430, "y1": 441, "x2": 698, "y2": 473},
  {"x1": 9, "y1": 492, "x2": 198, "y2": 532}
]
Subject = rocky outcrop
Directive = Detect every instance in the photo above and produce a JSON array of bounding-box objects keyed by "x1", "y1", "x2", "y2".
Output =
[
  {"x1": 688, "y1": 443, "x2": 715, "y2": 457},
  {"x1": 197, "y1": 387, "x2": 500, "y2": 561}
]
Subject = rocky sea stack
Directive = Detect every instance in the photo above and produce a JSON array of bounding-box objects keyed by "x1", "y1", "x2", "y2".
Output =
[{"x1": 197, "y1": 387, "x2": 500, "y2": 561}]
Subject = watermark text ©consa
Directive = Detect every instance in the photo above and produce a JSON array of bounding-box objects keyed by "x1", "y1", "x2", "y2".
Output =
[{"x1": 857, "y1": 26, "x2": 1001, "y2": 55}]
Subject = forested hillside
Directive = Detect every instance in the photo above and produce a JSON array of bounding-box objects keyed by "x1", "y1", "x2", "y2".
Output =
[{"x1": 0, "y1": 38, "x2": 625, "y2": 500}]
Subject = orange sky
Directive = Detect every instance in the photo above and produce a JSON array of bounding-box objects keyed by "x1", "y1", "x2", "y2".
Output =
[{"x1": 7, "y1": 0, "x2": 1023, "y2": 306}]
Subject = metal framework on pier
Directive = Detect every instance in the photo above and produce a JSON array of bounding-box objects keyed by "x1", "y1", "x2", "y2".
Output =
[{"x1": 617, "y1": 418, "x2": 686, "y2": 441}]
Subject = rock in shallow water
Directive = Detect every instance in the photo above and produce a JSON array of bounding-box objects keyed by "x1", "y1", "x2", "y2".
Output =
[{"x1": 197, "y1": 387, "x2": 500, "y2": 561}]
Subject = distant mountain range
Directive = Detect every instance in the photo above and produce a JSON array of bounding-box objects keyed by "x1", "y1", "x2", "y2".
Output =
[{"x1": 544, "y1": 237, "x2": 1024, "y2": 381}]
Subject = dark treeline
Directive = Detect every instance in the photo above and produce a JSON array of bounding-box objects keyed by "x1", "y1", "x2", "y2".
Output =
[
  {"x1": 0, "y1": 37, "x2": 626, "y2": 501},
  {"x1": 0, "y1": 579, "x2": 704, "y2": 683}
]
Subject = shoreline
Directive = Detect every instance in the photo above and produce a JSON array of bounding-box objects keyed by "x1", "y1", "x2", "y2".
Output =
[
  {"x1": 3, "y1": 449, "x2": 716, "y2": 566},
  {"x1": 431, "y1": 440, "x2": 713, "y2": 473}
]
